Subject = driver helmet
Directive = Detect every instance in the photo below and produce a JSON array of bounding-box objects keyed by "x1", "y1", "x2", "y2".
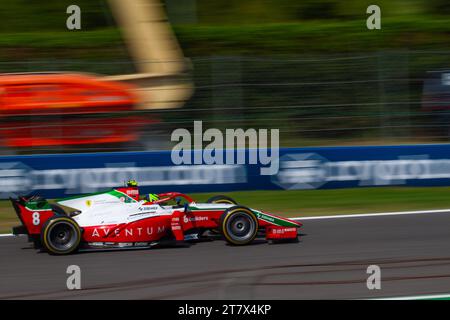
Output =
[
  {"x1": 146, "y1": 193, "x2": 160, "y2": 202},
  {"x1": 126, "y1": 179, "x2": 138, "y2": 187}
]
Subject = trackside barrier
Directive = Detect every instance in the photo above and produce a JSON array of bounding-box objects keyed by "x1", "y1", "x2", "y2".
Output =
[{"x1": 1, "y1": 144, "x2": 450, "y2": 199}]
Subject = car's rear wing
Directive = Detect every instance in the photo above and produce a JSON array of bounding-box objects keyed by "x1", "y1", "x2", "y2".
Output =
[{"x1": 10, "y1": 196, "x2": 54, "y2": 236}]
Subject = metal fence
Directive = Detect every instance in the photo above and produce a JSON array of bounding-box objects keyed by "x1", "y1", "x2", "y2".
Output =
[{"x1": 1, "y1": 50, "x2": 450, "y2": 154}]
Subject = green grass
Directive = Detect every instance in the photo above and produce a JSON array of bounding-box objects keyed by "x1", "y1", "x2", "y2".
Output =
[
  {"x1": 0, "y1": 200, "x2": 20, "y2": 234},
  {"x1": 174, "y1": 16, "x2": 450, "y2": 56},
  {"x1": 3, "y1": 186, "x2": 450, "y2": 234},
  {"x1": 192, "y1": 187, "x2": 450, "y2": 216},
  {"x1": 1, "y1": 15, "x2": 450, "y2": 61},
  {"x1": 0, "y1": 29, "x2": 126, "y2": 48}
]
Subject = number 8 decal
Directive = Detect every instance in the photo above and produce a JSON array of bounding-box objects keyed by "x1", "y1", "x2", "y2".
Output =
[{"x1": 32, "y1": 212, "x2": 40, "y2": 225}]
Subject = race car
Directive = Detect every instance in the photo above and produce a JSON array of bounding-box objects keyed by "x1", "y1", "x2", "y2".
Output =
[{"x1": 10, "y1": 185, "x2": 302, "y2": 255}]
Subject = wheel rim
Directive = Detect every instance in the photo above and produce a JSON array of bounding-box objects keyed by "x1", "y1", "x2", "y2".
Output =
[
  {"x1": 47, "y1": 222, "x2": 78, "y2": 251},
  {"x1": 226, "y1": 212, "x2": 256, "y2": 242}
]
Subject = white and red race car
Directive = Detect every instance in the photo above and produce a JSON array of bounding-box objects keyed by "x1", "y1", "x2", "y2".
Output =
[{"x1": 11, "y1": 186, "x2": 302, "y2": 255}]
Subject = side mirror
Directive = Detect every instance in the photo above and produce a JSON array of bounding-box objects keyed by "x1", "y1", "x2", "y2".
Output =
[{"x1": 69, "y1": 210, "x2": 82, "y2": 217}]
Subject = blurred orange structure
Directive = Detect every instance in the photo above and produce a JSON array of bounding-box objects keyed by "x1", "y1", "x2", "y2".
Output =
[
  {"x1": 0, "y1": 72, "x2": 155, "y2": 149},
  {"x1": 0, "y1": 0, "x2": 191, "y2": 151}
]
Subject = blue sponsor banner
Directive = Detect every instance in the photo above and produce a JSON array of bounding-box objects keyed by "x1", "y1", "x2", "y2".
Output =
[{"x1": 1, "y1": 144, "x2": 450, "y2": 199}]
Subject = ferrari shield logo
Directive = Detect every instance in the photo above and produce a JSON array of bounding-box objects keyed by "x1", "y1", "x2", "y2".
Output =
[{"x1": 86, "y1": 200, "x2": 92, "y2": 207}]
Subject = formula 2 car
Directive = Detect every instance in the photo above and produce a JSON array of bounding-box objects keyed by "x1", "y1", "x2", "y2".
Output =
[{"x1": 10, "y1": 186, "x2": 302, "y2": 255}]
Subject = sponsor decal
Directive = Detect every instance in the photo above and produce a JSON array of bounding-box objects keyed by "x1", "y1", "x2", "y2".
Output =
[
  {"x1": 126, "y1": 189, "x2": 139, "y2": 196},
  {"x1": 134, "y1": 242, "x2": 150, "y2": 247},
  {"x1": 258, "y1": 213, "x2": 275, "y2": 223},
  {"x1": 0, "y1": 161, "x2": 246, "y2": 198},
  {"x1": 272, "y1": 227, "x2": 296, "y2": 234},
  {"x1": 91, "y1": 226, "x2": 166, "y2": 238},
  {"x1": 117, "y1": 243, "x2": 133, "y2": 248},
  {"x1": 89, "y1": 242, "x2": 104, "y2": 246},
  {"x1": 254, "y1": 210, "x2": 299, "y2": 227},
  {"x1": 137, "y1": 205, "x2": 158, "y2": 212},
  {"x1": 128, "y1": 212, "x2": 152, "y2": 219},
  {"x1": 184, "y1": 234, "x2": 199, "y2": 241},
  {"x1": 88, "y1": 241, "x2": 150, "y2": 248},
  {"x1": 273, "y1": 153, "x2": 450, "y2": 190},
  {"x1": 183, "y1": 215, "x2": 209, "y2": 223},
  {"x1": 5, "y1": 148, "x2": 450, "y2": 198}
]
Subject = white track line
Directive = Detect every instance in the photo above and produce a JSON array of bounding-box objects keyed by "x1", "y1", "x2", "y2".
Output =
[
  {"x1": 291, "y1": 208, "x2": 450, "y2": 221},
  {"x1": 1, "y1": 208, "x2": 450, "y2": 237},
  {"x1": 372, "y1": 293, "x2": 450, "y2": 300}
]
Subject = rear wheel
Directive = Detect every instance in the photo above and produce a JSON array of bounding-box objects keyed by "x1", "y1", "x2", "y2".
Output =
[
  {"x1": 220, "y1": 206, "x2": 258, "y2": 245},
  {"x1": 41, "y1": 216, "x2": 81, "y2": 255}
]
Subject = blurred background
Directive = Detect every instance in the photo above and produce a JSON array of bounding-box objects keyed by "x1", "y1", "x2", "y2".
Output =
[
  {"x1": 1, "y1": 0, "x2": 450, "y2": 154},
  {"x1": 4, "y1": 1, "x2": 450, "y2": 300}
]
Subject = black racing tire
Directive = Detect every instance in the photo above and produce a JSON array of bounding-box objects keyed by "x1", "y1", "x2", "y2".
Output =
[
  {"x1": 219, "y1": 206, "x2": 258, "y2": 246},
  {"x1": 207, "y1": 195, "x2": 238, "y2": 205},
  {"x1": 41, "y1": 216, "x2": 81, "y2": 255},
  {"x1": 50, "y1": 204, "x2": 67, "y2": 216}
]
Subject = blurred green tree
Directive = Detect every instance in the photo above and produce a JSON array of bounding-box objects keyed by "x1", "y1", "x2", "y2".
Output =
[{"x1": 427, "y1": 0, "x2": 450, "y2": 14}]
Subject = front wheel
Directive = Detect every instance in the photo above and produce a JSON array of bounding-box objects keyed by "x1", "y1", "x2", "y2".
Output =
[
  {"x1": 207, "y1": 195, "x2": 237, "y2": 205},
  {"x1": 41, "y1": 216, "x2": 81, "y2": 255},
  {"x1": 219, "y1": 206, "x2": 258, "y2": 245},
  {"x1": 207, "y1": 195, "x2": 238, "y2": 234}
]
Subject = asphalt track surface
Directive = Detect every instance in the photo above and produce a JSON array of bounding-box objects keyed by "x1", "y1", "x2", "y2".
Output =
[{"x1": 1, "y1": 212, "x2": 450, "y2": 299}]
